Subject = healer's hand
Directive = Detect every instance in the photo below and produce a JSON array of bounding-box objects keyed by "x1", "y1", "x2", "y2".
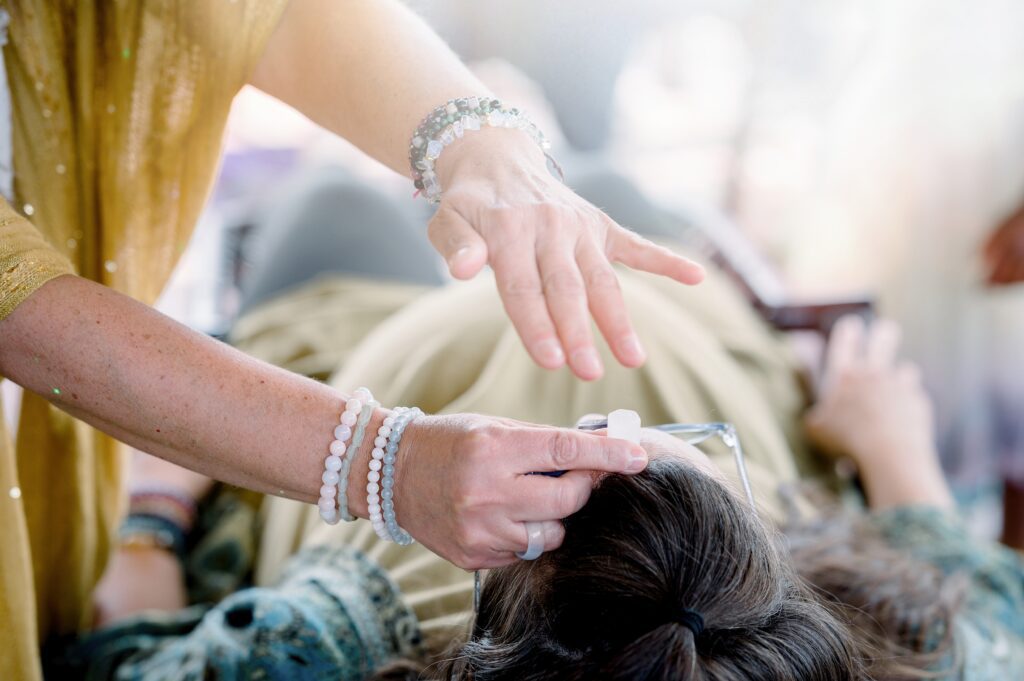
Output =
[
  {"x1": 384, "y1": 413, "x2": 649, "y2": 569},
  {"x1": 427, "y1": 128, "x2": 705, "y2": 381}
]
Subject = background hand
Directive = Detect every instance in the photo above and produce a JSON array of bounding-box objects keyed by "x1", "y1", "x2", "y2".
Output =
[
  {"x1": 983, "y1": 203, "x2": 1024, "y2": 285},
  {"x1": 804, "y1": 315, "x2": 953, "y2": 509},
  {"x1": 427, "y1": 130, "x2": 705, "y2": 381}
]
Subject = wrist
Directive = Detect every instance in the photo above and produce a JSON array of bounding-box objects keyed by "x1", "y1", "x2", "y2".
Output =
[
  {"x1": 859, "y1": 456, "x2": 954, "y2": 510},
  {"x1": 433, "y1": 125, "x2": 548, "y2": 188}
]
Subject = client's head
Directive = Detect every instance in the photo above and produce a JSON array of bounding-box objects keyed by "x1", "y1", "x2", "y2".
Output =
[{"x1": 439, "y1": 458, "x2": 864, "y2": 680}]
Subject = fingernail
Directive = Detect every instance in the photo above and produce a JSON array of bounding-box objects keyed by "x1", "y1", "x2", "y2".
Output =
[
  {"x1": 626, "y1": 452, "x2": 649, "y2": 473},
  {"x1": 534, "y1": 339, "x2": 565, "y2": 367},
  {"x1": 448, "y1": 246, "x2": 471, "y2": 267},
  {"x1": 618, "y1": 335, "x2": 646, "y2": 364},
  {"x1": 571, "y1": 347, "x2": 603, "y2": 379}
]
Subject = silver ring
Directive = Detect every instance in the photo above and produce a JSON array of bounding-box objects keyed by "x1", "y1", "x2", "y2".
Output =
[{"x1": 515, "y1": 521, "x2": 545, "y2": 560}]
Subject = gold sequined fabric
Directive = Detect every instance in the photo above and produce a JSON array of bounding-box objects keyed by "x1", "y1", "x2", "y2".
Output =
[{"x1": 0, "y1": 1, "x2": 288, "y2": 679}]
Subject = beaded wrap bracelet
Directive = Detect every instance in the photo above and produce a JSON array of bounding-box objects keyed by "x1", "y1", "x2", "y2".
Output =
[
  {"x1": 408, "y1": 96, "x2": 561, "y2": 204},
  {"x1": 319, "y1": 387, "x2": 372, "y2": 525}
]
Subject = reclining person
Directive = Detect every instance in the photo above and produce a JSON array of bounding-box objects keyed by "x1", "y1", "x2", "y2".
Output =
[
  {"x1": 73, "y1": 166, "x2": 1022, "y2": 679},
  {"x1": 68, "y1": 251, "x2": 1024, "y2": 680}
]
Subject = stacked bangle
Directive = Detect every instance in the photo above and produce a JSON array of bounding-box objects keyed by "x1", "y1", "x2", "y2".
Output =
[
  {"x1": 319, "y1": 387, "x2": 372, "y2": 525},
  {"x1": 118, "y1": 513, "x2": 188, "y2": 562},
  {"x1": 367, "y1": 407, "x2": 421, "y2": 543},
  {"x1": 118, "y1": 486, "x2": 197, "y2": 562},
  {"x1": 127, "y1": 486, "x2": 198, "y2": 530},
  {"x1": 408, "y1": 96, "x2": 559, "y2": 204}
]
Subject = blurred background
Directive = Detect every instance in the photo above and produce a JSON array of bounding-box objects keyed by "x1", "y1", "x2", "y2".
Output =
[{"x1": 159, "y1": 0, "x2": 1024, "y2": 533}]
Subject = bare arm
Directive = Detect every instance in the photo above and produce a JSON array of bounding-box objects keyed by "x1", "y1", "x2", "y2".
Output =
[
  {"x1": 0, "y1": 275, "x2": 334, "y2": 501},
  {"x1": 250, "y1": 0, "x2": 705, "y2": 381},
  {"x1": 0, "y1": 275, "x2": 646, "y2": 567},
  {"x1": 250, "y1": 0, "x2": 486, "y2": 175}
]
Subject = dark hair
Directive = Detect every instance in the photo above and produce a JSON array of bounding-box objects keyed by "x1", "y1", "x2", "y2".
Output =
[{"x1": 389, "y1": 459, "x2": 961, "y2": 680}]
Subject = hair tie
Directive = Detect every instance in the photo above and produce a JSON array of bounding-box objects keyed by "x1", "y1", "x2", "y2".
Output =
[{"x1": 676, "y1": 608, "x2": 705, "y2": 638}]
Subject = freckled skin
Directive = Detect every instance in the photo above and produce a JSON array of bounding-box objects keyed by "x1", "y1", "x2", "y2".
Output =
[{"x1": 0, "y1": 275, "x2": 340, "y2": 502}]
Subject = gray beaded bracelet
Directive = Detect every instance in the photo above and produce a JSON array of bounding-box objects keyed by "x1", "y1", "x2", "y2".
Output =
[
  {"x1": 408, "y1": 96, "x2": 560, "y2": 204},
  {"x1": 339, "y1": 398, "x2": 378, "y2": 522},
  {"x1": 378, "y1": 407, "x2": 422, "y2": 544}
]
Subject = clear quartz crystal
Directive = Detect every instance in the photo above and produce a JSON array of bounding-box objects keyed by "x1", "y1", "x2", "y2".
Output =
[
  {"x1": 425, "y1": 140, "x2": 443, "y2": 160},
  {"x1": 453, "y1": 120, "x2": 464, "y2": 138},
  {"x1": 440, "y1": 128, "x2": 455, "y2": 146},
  {"x1": 487, "y1": 111, "x2": 505, "y2": 127},
  {"x1": 607, "y1": 409, "x2": 642, "y2": 444},
  {"x1": 463, "y1": 115, "x2": 480, "y2": 131}
]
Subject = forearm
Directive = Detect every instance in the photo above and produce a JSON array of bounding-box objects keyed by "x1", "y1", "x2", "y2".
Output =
[
  {"x1": 0, "y1": 275, "x2": 353, "y2": 504},
  {"x1": 251, "y1": 0, "x2": 490, "y2": 174},
  {"x1": 129, "y1": 450, "x2": 215, "y2": 504}
]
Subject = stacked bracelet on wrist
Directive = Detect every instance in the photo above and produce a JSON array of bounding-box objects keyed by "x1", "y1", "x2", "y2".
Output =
[
  {"x1": 319, "y1": 387, "x2": 373, "y2": 525},
  {"x1": 317, "y1": 391, "x2": 421, "y2": 545},
  {"x1": 408, "y1": 96, "x2": 559, "y2": 204},
  {"x1": 118, "y1": 486, "x2": 198, "y2": 562}
]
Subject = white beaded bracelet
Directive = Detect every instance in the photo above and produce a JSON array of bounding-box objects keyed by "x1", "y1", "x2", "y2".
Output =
[
  {"x1": 318, "y1": 387, "x2": 372, "y2": 525},
  {"x1": 366, "y1": 407, "x2": 406, "y2": 540}
]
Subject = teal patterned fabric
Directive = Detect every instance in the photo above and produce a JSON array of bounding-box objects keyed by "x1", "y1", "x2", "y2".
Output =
[
  {"x1": 871, "y1": 506, "x2": 1024, "y2": 679},
  {"x1": 50, "y1": 544, "x2": 422, "y2": 681}
]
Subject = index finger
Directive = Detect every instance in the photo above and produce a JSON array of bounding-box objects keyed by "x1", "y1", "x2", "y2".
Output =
[
  {"x1": 512, "y1": 428, "x2": 648, "y2": 475},
  {"x1": 822, "y1": 314, "x2": 865, "y2": 390}
]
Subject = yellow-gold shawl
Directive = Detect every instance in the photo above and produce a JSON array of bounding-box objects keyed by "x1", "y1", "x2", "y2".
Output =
[{"x1": 0, "y1": 2, "x2": 288, "y2": 678}]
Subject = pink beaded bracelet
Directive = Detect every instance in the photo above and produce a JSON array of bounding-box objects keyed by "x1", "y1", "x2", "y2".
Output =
[{"x1": 318, "y1": 387, "x2": 372, "y2": 525}]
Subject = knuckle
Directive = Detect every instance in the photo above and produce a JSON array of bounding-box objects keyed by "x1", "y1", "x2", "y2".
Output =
[
  {"x1": 542, "y1": 268, "x2": 586, "y2": 296},
  {"x1": 550, "y1": 430, "x2": 580, "y2": 468},
  {"x1": 583, "y1": 265, "x2": 620, "y2": 293},
  {"x1": 459, "y1": 421, "x2": 499, "y2": 457},
  {"x1": 499, "y1": 276, "x2": 544, "y2": 299},
  {"x1": 540, "y1": 203, "x2": 561, "y2": 223}
]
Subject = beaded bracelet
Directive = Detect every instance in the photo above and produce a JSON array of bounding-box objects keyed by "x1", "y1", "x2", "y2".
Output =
[
  {"x1": 408, "y1": 96, "x2": 559, "y2": 204},
  {"x1": 381, "y1": 408, "x2": 421, "y2": 545},
  {"x1": 367, "y1": 407, "x2": 406, "y2": 541},
  {"x1": 367, "y1": 407, "x2": 421, "y2": 542},
  {"x1": 128, "y1": 486, "x2": 198, "y2": 531},
  {"x1": 338, "y1": 397, "x2": 378, "y2": 522},
  {"x1": 118, "y1": 513, "x2": 188, "y2": 563},
  {"x1": 319, "y1": 387, "x2": 372, "y2": 525}
]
